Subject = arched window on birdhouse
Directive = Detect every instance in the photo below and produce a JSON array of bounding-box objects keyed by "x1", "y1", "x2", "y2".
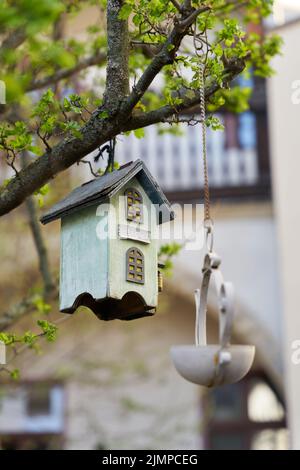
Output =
[
  {"x1": 126, "y1": 248, "x2": 144, "y2": 284},
  {"x1": 125, "y1": 188, "x2": 143, "y2": 223}
]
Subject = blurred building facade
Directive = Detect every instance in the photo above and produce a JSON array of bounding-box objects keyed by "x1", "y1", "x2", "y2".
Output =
[
  {"x1": 1, "y1": 82, "x2": 288, "y2": 451},
  {"x1": 268, "y1": 10, "x2": 300, "y2": 450},
  {"x1": 1, "y1": 2, "x2": 299, "y2": 450}
]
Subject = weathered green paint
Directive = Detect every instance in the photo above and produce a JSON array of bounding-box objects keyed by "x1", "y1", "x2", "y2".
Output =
[
  {"x1": 60, "y1": 205, "x2": 108, "y2": 311},
  {"x1": 60, "y1": 177, "x2": 158, "y2": 313},
  {"x1": 108, "y1": 178, "x2": 158, "y2": 307}
]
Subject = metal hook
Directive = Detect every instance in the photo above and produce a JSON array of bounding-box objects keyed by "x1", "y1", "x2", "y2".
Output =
[
  {"x1": 204, "y1": 219, "x2": 214, "y2": 253},
  {"x1": 196, "y1": 250, "x2": 234, "y2": 381}
]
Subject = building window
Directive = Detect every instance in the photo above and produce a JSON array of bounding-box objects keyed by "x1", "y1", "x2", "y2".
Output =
[
  {"x1": 126, "y1": 248, "x2": 144, "y2": 284},
  {"x1": 26, "y1": 384, "x2": 51, "y2": 416},
  {"x1": 125, "y1": 188, "x2": 143, "y2": 223},
  {"x1": 0, "y1": 382, "x2": 65, "y2": 450},
  {"x1": 203, "y1": 373, "x2": 288, "y2": 450}
]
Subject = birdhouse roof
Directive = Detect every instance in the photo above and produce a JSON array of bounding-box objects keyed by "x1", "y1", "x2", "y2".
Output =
[{"x1": 40, "y1": 159, "x2": 174, "y2": 225}]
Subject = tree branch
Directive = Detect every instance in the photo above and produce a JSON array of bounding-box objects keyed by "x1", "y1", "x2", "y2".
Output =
[
  {"x1": 122, "y1": 57, "x2": 246, "y2": 130},
  {"x1": 0, "y1": 4, "x2": 248, "y2": 218},
  {"x1": 183, "y1": 0, "x2": 192, "y2": 12},
  {"x1": 0, "y1": 60, "x2": 245, "y2": 220},
  {"x1": 0, "y1": 290, "x2": 58, "y2": 330},
  {"x1": 25, "y1": 195, "x2": 55, "y2": 294},
  {"x1": 0, "y1": 296, "x2": 36, "y2": 330},
  {"x1": 0, "y1": 26, "x2": 26, "y2": 56},
  {"x1": 0, "y1": 111, "x2": 121, "y2": 216},
  {"x1": 0, "y1": 55, "x2": 246, "y2": 218},
  {"x1": 22, "y1": 151, "x2": 55, "y2": 296},
  {"x1": 179, "y1": 6, "x2": 211, "y2": 29},
  {"x1": 121, "y1": 4, "x2": 210, "y2": 115},
  {"x1": 105, "y1": 0, "x2": 130, "y2": 108},
  {"x1": 169, "y1": 0, "x2": 183, "y2": 12},
  {"x1": 27, "y1": 52, "x2": 106, "y2": 91},
  {"x1": 18, "y1": 41, "x2": 167, "y2": 93}
]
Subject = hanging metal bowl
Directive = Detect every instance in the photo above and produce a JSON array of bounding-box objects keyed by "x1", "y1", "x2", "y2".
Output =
[{"x1": 170, "y1": 251, "x2": 255, "y2": 387}]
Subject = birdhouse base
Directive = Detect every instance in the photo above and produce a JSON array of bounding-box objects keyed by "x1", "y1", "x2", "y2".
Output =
[{"x1": 61, "y1": 291, "x2": 155, "y2": 321}]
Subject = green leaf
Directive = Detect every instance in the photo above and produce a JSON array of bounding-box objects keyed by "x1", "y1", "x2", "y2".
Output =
[
  {"x1": 34, "y1": 184, "x2": 49, "y2": 197},
  {"x1": 22, "y1": 331, "x2": 38, "y2": 348},
  {"x1": 34, "y1": 184, "x2": 50, "y2": 208},
  {"x1": 118, "y1": 3, "x2": 132, "y2": 20},
  {"x1": 98, "y1": 110, "x2": 109, "y2": 119},
  {"x1": 0, "y1": 332, "x2": 10, "y2": 344},
  {"x1": 37, "y1": 320, "x2": 57, "y2": 342},
  {"x1": 133, "y1": 128, "x2": 145, "y2": 139},
  {"x1": 28, "y1": 145, "x2": 43, "y2": 156},
  {"x1": 2, "y1": 178, "x2": 12, "y2": 188},
  {"x1": 32, "y1": 295, "x2": 51, "y2": 315},
  {"x1": 59, "y1": 121, "x2": 83, "y2": 139},
  {"x1": 185, "y1": 90, "x2": 196, "y2": 100},
  {"x1": 158, "y1": 242, "x2": 182, "y2": 276},
  {"x1": 206, "y1": 116, "x2": 225, "y2": 131},
  {"x1": 10, "y1": 369, "x2": 20, "y2": 380},
  {"x1": 0, "y1": 332, "x2": 17, "y2": 346}
]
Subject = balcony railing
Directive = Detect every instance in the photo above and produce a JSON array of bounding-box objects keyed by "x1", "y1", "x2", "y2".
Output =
[
  {"x1": 115, "y1": 111, "x2": 271, "y2": 202},
  {"x1": 0, "y1": 110, "x2": 270, "y2": 204}
]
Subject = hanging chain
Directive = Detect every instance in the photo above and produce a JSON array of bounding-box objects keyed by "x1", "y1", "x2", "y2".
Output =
[
  {"x1": 193, "y1": 21, "x2": 214, "y2": 245},
  {"x1": 199, "y1": 63, "x2": 211, "y2": 225}
]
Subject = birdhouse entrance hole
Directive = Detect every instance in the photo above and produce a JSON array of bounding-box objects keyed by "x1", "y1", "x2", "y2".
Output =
[{"x1": 61, "y1": 291, "x2": 155, "y2": 321}]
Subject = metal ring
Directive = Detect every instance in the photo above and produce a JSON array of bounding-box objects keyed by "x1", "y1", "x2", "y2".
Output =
[
  {"x1": 204, "y1": 217, "x2": 213, "y2": 229},
  {"x1": 205, "y1": 227, "x2": 214, "y2": 253}
]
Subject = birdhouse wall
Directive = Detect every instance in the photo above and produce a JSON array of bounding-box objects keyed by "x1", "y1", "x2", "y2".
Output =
[
  {"x1": 60, "y1": 205, "x2": 108, "y2": 311},
  {"x1": 108, "y1": 178, "x2": 158, "y2": 308}
]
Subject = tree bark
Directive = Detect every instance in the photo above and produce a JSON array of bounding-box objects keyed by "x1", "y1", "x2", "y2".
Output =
[
  {"x1": 22, "y1": 152, "x2": 54, "y2": 296},
  {"x1": 0, "y1": 58, "x2": 245, "y2": 218},
  {"x1": 0, "y1": 26, "x2": 26, "y2": 56},
  {"x1": 105, "y1": 0, "x2": 129, "y2": 108},
  {"x1": 0, "y1": 5, "x2": 246, "y2": 218},
  {"x1": 25, "y1": 196, "x2": 55, "y2": 296}
]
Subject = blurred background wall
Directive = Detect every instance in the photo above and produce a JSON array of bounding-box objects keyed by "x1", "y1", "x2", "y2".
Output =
[
  {"x1": 268, "y1": 12, "x2": 300, "y2": 449},
  {"x1": 1, "y1": 0, "x2": 300, "y2": 450}
]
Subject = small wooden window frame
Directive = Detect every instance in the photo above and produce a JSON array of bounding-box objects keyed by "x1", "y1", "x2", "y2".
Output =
[
  {"x1": 126, "y1": 247, "x2": 145, "y2": 284},
  {"x1": 125, "y1": 188, "x2": 143, "y2": 223}
]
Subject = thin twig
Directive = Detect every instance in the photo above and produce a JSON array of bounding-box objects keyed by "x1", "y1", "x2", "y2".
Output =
[
  {"x1": 5, "y1": 149, "x2": 19, "y2": 176},
  {"x1": 178, "y1": 6, "x2": 211, "y2": 30},
  {"x1": 36, "y1": 127, "x2": 52, "y2": 152},
  {"x1": 28, "y1": 52, "x2": 106, "y2": 92},
  {"x1": 0, "y1": 315, "x2": 71, "y2": 375},
  {"x1": 78, "y1": 159, "x2": 99, "y2": 178},
  {"x1": 164, "y1": 116, "x2": 203, "y2": 125},
  {"x1": 170, "y1": 0, "x2": 183, "y2": 12}
]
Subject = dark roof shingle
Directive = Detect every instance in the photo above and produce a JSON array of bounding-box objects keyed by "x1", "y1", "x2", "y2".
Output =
[{"x1": 40, "y1": 159, "x2": 174, "y2": 225}]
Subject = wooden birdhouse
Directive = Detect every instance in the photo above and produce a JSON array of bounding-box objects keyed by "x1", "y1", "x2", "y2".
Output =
[{"x1": 40, "y1": 160, "x2": 174, "y2": 321}]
